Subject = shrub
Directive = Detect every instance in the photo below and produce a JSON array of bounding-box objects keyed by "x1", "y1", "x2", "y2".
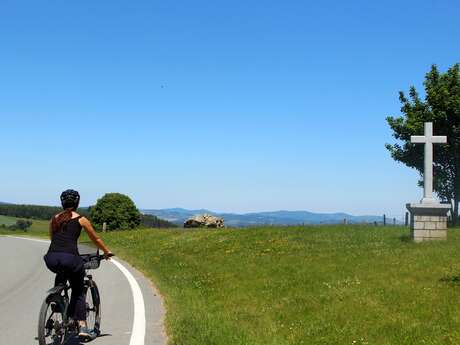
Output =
[
  {"x1": 90, "y1": 193, "x2": 141, "y2": 231},
  {"x1": 17, "y1": 219, "x2": 32, "y2": 231},
  {"x1": 141, "y1": 214, "x2": 177, "y2": 228},
  {"x1": 9, "y1": 219, "x2": 33, "y2": 231}
]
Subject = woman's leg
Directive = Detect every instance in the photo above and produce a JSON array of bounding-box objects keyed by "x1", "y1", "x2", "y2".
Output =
[
  {"x1": 68, "y1": 269, "x2": 86, "y2": 321},
  {"x1": 54, "y1": 272, "x2": 67, "y2": 287},
  {"x1": 44, "y1": 252, "x2": 68, "y2": 287},
  {"x1": 44, "y1": 253, "x2": 86, "y2": 323}
]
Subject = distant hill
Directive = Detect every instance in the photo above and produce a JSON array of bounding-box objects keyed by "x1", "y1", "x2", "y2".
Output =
[
  {"x1": 143, "y1": 208, "x2": 384, "y2": 227},
  {"x1": 0, "y1": 203, "x2": 89, "y2": 220},
  {"x1": 0, "y1": 203, "x2": 176, "y2": 228},
  {"x1": 0, "y1": 202, "x2": 384, "y2": 228}
]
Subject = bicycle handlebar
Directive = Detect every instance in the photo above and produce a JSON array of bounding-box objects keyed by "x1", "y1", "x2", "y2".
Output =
[
  {"x1": 80, "y1": 252, "x2": 115, "y2": 260},
  {"x1": 80, "y1": 252, "x2": 115, "y2": 270}
]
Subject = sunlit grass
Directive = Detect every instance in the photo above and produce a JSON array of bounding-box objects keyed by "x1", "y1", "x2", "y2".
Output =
[
  {"x1": 4, "y1": 221, "x2": 460, "y2": 344},
  {"x1": 99, "y1": 225, "x2": 460, "y2": 345},
  {"x1": 0, "y1": 215, "x2": 18, "y2": 226},
  {"x1": 0, "y1": 215, "x2": 49, "y2": 235}
]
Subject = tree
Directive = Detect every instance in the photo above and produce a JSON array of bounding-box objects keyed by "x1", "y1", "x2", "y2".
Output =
[
  {"x1": 17, "y1": 219, "x2": 33, "y2": 231},
  {"x1": 141, "y1": 214, "x2": 177, "y2": 228},
  {"x1": 386, "y1": 63, "x2": 460, "y2": 223},
  {"x1": 9, "y1": 219, "x2": 33, "y2": 231},
  {"x1": 90, "y1": 193, "x2": 142, "y2": 231}
]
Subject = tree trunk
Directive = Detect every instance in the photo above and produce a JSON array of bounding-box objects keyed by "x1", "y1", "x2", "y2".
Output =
[{"x1": 453, "y1": 197, "x2": 459, "y2": 226}]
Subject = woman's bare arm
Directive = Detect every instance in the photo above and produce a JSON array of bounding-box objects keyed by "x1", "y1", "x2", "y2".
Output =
[{"x1": 79, "y1": 217, "x2": 112, "y2": 257}]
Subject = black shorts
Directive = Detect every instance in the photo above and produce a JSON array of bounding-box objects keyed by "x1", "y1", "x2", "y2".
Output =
[{"x1": 44, "y1": 251, "x2": 83, "y2": 274}]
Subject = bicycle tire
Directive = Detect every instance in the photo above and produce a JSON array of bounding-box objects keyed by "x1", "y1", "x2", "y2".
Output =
[
  {"x1": 85, "y1": 280, "x2": 101, "y2": 336},
  {"x1": 37, "y1": 296, "x2": 66, "y2": 345}
]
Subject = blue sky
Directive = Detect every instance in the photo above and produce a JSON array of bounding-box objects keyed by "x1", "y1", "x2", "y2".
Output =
[{"x1": 1, "y1": 0, "x2": 459, "y2": 217}]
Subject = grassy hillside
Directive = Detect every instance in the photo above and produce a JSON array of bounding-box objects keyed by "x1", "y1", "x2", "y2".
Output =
[
  {"x1": 5, "y1": 223, "x2": 460, "y2": 344},
  {"x1": 0, "y1": 215, "x2": 18, "y2": 226},
  {"x1": 0, "y1": 215, "x2": 49, "y2": 233},
  {"x1": 100, "y1": 225, "x2": 460, "y2": 345}
]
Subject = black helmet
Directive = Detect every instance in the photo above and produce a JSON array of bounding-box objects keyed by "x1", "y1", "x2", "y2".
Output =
[{"x1": 60, "y1": 189, "x2": 80, "y2": 209}]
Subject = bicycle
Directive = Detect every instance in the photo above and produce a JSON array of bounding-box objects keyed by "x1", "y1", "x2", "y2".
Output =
[{"x1": 38, "y1": 251, "x2": 112, "y2": 345}]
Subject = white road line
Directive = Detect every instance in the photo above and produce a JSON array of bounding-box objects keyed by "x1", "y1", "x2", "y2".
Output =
[
  {"x1": 2, "y1": 235, "x2": 146, "y2": 345},
  {"x1": 5, "y1": 235, "x2": 50, "y2": 244},
  {"x1": 111, "y1": 259, "x2": 146, "y2": 345}
]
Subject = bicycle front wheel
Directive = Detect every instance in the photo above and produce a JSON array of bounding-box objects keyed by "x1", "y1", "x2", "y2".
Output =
[
  {"x1": 37, "y1": 297, "x2": 66, "y2": 345},
  {"x1": 85, "y1": 280, "x2": 101, "y2": 336}
]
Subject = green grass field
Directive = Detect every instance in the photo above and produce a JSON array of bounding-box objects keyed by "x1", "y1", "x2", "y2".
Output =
[
  {"x1": 0, "y1": 215, "x2": 49, "y2": 233},
  {"x1": 4, "y1": 220, "x2": 460, "y2": 344},
  {"x1": 0, "y1": 215, "x2": 18, "y2": 226},
  {"x1": 98, "y1": 225, "x2": 460, "y2": 345}
]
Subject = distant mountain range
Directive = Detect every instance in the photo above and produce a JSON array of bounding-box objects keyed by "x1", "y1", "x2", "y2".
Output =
[
  {"x1": 0, "y1": 201, "x2": 386, "y2": 227},
  {"x1": 143, "y1": 208, "x2": 384, "y2": 227}
]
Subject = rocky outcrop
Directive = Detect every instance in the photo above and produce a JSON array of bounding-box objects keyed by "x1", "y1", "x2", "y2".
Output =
[{"x1": 184, "y1": 214, "x2": 225, "y2": 228}]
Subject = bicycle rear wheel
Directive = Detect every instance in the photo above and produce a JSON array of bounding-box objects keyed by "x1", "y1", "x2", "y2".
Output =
[
  {"x1": 37, "y1": 297, "x2": 66, "y2": 345},
  {"x1": 85, "y1": 280, "x2": 101, "y2": 336}
]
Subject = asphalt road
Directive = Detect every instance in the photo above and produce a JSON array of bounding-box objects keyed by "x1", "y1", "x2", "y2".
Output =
[{"x1": 0, "y1": 236, "x2": 167, "y2": 345}]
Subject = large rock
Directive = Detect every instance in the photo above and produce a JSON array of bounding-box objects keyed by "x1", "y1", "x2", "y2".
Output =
[{"x1": 184, "y1": 214, "x2": 225, "y2": 228}]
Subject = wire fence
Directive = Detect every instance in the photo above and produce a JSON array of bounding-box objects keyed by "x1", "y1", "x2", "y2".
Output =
[
  {"x1": 341, "y1": 213, "x2": 408, "y2": 226},
  {"x1": 382, "y1": 213, "x2": 407, "y2": 226},
  {"x1": 357, "y1": 210, "x2": 454, "y2": 227}
]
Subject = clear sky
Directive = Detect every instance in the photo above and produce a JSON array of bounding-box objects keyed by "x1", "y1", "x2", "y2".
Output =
[{"x1": 1, "y1": 0, "x2": 459, "y2": 218}]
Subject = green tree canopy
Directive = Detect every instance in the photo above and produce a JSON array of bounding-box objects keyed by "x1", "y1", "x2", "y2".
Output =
[
  {"x1": 386, "y1": 63, "x2": 460, "y2": 222},
  {"x1": 9, "y1": 219, "x2": 33, "y2": 231},
  {"x1": 90, "y1": 193, "x2": 141, "y2": 231}
]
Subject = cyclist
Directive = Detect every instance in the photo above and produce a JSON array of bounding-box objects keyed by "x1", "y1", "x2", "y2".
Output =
[{"x1": 43, "y1": 189, "x2": 114, "y2": 339}]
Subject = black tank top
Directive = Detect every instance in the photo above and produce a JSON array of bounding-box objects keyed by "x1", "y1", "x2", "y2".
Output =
[{"x1": 48, "y1": 216, "x2": 83, "y2": 255}]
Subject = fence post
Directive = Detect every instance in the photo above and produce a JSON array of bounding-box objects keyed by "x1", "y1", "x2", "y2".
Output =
[
  {"x1": 102, "y1": 222, "x2": 107, "y2": 233},
  {"x1": 405, "y1": 212, "x2": 409, "y2": 227},
  {"x1": 393, "y1": 218, "x2": 396, "y2": 226},
  {"x1": 383, "y1": 214, "x2": 386, "y2": 226}
]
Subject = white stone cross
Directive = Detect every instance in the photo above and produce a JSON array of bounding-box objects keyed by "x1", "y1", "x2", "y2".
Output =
[{"x1": 411, "y1": 122, "x2": 447, "y2": 204}]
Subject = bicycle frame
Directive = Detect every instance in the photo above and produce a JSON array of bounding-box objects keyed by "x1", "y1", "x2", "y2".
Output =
[{"x1": 41, "y1": 252, "x2": 107, "y2": 341}]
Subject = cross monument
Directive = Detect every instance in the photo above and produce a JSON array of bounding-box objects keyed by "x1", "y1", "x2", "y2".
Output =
[
  {"x1": 406, "y1": 122, "x2": 450, "y2": 242},
  {"x1": 410, "y1": 122, "x2": 447, "y2": 204}
]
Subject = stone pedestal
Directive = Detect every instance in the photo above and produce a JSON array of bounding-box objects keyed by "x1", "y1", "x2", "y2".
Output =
[{"x1": 406, "y1": 203, "x2": 451, "y2": 242}]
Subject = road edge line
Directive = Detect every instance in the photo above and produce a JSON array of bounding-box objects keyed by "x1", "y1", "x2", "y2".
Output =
[
  {"x1": 110, "y1": 259, "x2": 146, "y2": 345},
  {"x1": 4, "y1": 235, "x2": 49, "y2": 243}
]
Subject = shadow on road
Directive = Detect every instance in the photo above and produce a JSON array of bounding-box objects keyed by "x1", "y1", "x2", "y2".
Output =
[
  {"x1": 34, "y1": 333, "x2": 112, "y2": 344},
  {"x1": 67, "y1": 333, "x2": 113, "y2": 344},
  {"x1": 97, "y1": 333, "x2": 112, "y2": 338},
  {"x1": 65, "y1": 336, "x2": 85, "y2": 345}
]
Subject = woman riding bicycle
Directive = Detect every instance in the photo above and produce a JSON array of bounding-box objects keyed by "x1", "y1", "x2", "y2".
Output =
[{"x1": 43, "y1": 189, "x2": 113, "y2": 339}]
